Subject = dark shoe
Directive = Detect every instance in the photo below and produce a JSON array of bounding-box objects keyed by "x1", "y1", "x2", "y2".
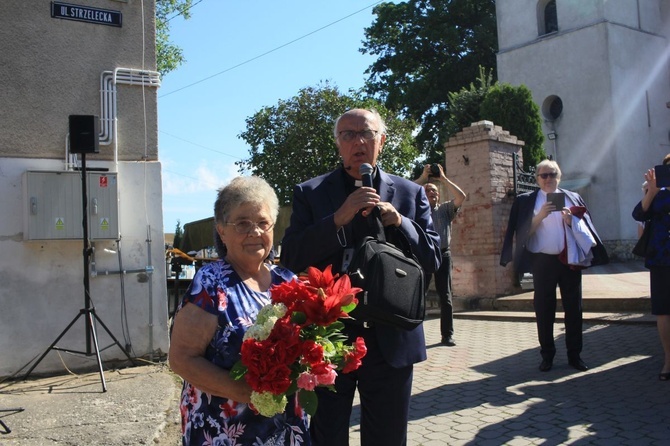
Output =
[
  {"x1": 441, "y1": 337, "x2": 456, "y2": 346},
  {"x1": 539, "y1": 359, "x2": 553, "y2": 372},
  {"x1": 568, "y1": 357, "x2": 589, "y2": 371},
  {"x1": 659, "y1": 372, "x2": 670, "y2": 381}
]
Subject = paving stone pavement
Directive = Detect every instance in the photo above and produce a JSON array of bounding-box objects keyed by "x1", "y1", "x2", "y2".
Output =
[
  {"x1": 2, "y1": 314, "x2": 668, "y2": 445},
  {"x1": 348, "y1": 316, "x2": 670, "y2": 445}
]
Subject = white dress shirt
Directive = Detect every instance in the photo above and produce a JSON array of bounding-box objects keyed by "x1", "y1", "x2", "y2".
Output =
[{"x1": 527, "y1": 190, "x2": 574, "y2": 255}]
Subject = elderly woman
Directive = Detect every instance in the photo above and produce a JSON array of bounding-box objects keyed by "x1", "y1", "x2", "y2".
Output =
[
  {"x1": 169, "y1": 176, "x2": 310, "y2": 445},
  {"x1": 633, "y1": 154, "x2": 670, "y2": 381}
]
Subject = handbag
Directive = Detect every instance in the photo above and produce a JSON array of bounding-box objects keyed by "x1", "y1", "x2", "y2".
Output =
[
  {"x1": 347, "y1": 212, "x2": 426, "y2": 330},
  {"x1": 632, "y1": 221, "x2": 651, "y2": 257}
]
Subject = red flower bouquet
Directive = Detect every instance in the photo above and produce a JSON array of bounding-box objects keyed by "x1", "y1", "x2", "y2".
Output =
[{"x1": 231, "y1": 265, "x2": 367, "y2": 417}]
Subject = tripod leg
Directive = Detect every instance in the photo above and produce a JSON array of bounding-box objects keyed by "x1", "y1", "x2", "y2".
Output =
[
  {"x1": 23, "y1": 312, "x2": 84, "y2": 381},
  {"x1": 91, "y1": 312, "x2": 136, "y2": 364},
  {"x1": 86, "y1": 310, "x2": 107, "y2": 393}
]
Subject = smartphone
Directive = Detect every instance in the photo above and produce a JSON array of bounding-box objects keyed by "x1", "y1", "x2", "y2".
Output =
[
  {"x1": 546, "y1": 192, "x2": 565, "y2": 211},
  {"x1": 655, "y1": 164, "x2": 670, "y2": 188}
]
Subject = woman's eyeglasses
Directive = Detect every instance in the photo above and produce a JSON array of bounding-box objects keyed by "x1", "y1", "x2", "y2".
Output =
[
  {"x1": 537, "y1": 172, "x2": 558, "y2": 179},
  {"x1": 226, "y1": 220, "x2": 275, "y2": 234}
]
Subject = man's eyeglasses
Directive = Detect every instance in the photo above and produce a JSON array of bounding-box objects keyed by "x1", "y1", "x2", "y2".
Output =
[
  {"x1": 226, "y1": 220, "x2": 275, "y2": 234},
  {"x1": 537, "y1": 172, "x2": 558, "y2": 179},
  {"x1": 337, "y1": 130, "x2": 378, "y2": 142}
]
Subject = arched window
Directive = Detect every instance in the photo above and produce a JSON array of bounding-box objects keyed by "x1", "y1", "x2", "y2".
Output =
[
  {"x1": 537, "y1": 0, "x2": 558, "y2": 36},
  {"x1": 544, "y1": 0, "x2": 558, "y2": 34}
]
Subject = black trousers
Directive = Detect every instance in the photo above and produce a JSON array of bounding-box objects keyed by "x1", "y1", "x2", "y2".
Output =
[
  {"x1": 428, "y1": 250, "x2": 453, "y2": 339},
  {"x1": 530, "y1": 252, "x2": 583, "y2": 361},
  {"x1": 310, "y1": 326, "x2": 413, "y2": 446}
]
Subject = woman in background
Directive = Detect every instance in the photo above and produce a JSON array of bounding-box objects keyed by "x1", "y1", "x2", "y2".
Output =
[{"x1": 633, "y1": 154, "x2": 670, "y2": 381}]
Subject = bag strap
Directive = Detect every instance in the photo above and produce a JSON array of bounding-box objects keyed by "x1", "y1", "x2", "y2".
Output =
[{"x1": 369, "y1": 206, "x2": 387, "y2": 243}]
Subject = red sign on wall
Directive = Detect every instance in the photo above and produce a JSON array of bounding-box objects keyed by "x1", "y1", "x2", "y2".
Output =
[{"x1": 99, "y1": 176, "x2": 108, "y2": 188}]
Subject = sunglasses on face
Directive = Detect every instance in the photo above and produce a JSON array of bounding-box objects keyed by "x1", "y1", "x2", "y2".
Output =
[{"x1": 537, "y1": 172, "x2": 558, "y2": 179}]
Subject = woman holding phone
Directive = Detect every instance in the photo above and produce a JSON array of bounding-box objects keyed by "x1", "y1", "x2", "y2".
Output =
[{"x1": 632, "y1": 154, "x2": 670, "y2": 381}]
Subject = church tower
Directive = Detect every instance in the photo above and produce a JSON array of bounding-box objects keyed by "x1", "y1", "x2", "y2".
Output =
[{"x1": 495, "y1": 0, "x2": 670, "y2": 253}]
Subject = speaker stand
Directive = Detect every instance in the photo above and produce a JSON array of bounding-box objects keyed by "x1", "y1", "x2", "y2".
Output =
[{"x1": 23, "y1": 153, "x2": 135, "y2": 392}]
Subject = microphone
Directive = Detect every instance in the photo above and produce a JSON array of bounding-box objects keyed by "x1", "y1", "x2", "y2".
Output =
[{"x1": 360, "y1": 163, "x2": 374, "y2": 188}]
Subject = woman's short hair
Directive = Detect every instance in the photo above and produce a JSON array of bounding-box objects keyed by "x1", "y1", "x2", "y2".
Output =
[
  {"x1": 214, "y1": 176, "x2": 279, "y2": 225},
  {"x1": 663, "y1": 153, "x2": 670, "y2": 165},
  {"x1": 536, "y1": 159, "x2": 562, "y2": 179},
  {"x1": 213, "y1": 176, "x2": 279, "y2": 258}
]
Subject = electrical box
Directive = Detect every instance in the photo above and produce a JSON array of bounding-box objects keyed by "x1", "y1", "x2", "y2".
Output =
[{"x1": 23, "y1": 170, "x2": 119, "y2": 240}]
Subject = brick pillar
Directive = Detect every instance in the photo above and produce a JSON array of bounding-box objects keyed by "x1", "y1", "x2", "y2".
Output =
[{"x1": 444, "y1": 121, "x2": 524, "y2": 298}]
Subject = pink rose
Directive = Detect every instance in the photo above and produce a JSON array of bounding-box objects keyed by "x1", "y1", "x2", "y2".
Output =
[
  {"x1": 297, "y1": 372, "x2": 319, "y2": 391},
  {"x1": 312, "y1": 362, "x2": 337, "y2": 386}
]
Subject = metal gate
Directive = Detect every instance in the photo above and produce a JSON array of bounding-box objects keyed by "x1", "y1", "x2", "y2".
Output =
[{"x1": 512, "y1": 153, "x2": 539, "y2": 195}]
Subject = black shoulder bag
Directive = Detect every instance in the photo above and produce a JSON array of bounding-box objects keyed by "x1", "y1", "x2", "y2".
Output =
[
  {"x1": 632, "y1": 221, "x2": 652, "y2": 257},
  {"x1": 347, "y1": 212, "x2": 426, "y2": 330}
]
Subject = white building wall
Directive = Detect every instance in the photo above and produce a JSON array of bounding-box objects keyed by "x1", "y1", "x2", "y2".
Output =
[
  {"x1": 0, "y1": 1, "x2": 168, "y2": 377},
  {"x1": 496, "y1": 0, "x2": 670, "y2": 252}
]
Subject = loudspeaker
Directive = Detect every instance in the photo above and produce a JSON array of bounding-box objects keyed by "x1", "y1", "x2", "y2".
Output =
[{"x1": 69, "y1": 115, "x2": 100, "y2": 154}]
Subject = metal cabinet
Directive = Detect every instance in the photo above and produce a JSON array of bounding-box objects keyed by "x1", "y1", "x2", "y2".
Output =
[{"x1": 23, "y1": 170, "x2": 119, "y2": 240}]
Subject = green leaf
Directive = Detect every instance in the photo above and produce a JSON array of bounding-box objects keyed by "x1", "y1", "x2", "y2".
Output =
[
  {"x1": 298, "y1": 390, "x2": 319, "y2": 417},
  {"x1": 341, "y1": 302, "x2": 357, "y2": 314},
  {"x1": 286, "y1": 380, "x2": 298, "y2": 396},
  {"x1": 229, "y1": 361, "x2": 247, "y2": 381},
  {"x1": 291, "y1": 311, "x2": 307, "y2": 325}
]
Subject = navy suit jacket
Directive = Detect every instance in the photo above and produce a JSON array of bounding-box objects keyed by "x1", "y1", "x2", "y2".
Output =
[
  {"x1": 281, "y1": 167, "x2": 441, "y2": 368},
  {"x1": 500, "y1": 188, "x2": 609, "y2": 282}
]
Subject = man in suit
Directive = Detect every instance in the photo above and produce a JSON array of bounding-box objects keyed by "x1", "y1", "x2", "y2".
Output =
[
  {"x1": 281, "y1": 108, "x2": 441, "y2": 446},
  {"x1": 500, "y1": 159, "x2": 608, "y2": 373}
]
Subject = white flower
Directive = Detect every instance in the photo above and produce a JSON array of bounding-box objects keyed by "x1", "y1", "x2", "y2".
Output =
[
  {"x1": 244, "y1": 304, "x2": 287, "y2": 341},
  {"x1": 250, "y1": 391, "x2": 287, "y2": 417}
]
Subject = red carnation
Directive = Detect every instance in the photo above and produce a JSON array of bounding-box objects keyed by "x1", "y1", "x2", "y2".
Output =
[
  {"x1": 300, "y1": 340, "x2": 324, "y2": 366},
  {"x1": 270, "y1": 279, "x2": 311, "y2": 313},
  {"x1": 342, "y1": 336, "x2": 367, "y2": 374}
]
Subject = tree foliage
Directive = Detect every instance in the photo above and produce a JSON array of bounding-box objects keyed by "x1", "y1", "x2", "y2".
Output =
[
  {"x1": 237, "y1": 83, "x2": 419, "y2": 206},
  {"x1": 361, "y1": 0, "x2": 497, "y2": 161},
  {"x1": 156, "y1": 0, "x2": 192, "y2": 77},
  {"x1": 479, "y1": 83, "x2": 546, "y2": 169},
  {"x1": 446, "y1": 66, "x2": 494, "y2": 137},
  {"x1": 173, "y1": 219, "x2": 183, "y2": 249},
  {"x1": 446, "y1": 70, "x2": 545, "y2": 170}
]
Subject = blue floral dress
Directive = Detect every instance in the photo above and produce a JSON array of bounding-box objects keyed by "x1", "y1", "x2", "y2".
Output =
[{"x1": 174, "y1": 260, "x2": 310, "y2": 446}]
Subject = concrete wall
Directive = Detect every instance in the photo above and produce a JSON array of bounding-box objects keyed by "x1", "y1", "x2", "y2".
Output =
[
  {"x1": 0, "y1": 1, "x2": 168, "y2": 377},
  {"x1": 496, "y1": 0, "x2": 670, "y2": 259}
]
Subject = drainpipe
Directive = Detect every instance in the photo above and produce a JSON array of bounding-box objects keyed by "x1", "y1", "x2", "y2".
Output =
[
  {"x1": 146, "y1": 225, "x2": 154, "y2": 362},
  {"x1": 99, "y1": 68, "x2": 161, "y2": 168}
]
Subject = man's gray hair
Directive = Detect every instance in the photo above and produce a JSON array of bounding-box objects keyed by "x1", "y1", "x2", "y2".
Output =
[
  {"x1": 536, "y1": 159, "x2": 562, "y2": 179},
  {"x1": 333, "y1": 108, "x2": 387, "y2": 138}
]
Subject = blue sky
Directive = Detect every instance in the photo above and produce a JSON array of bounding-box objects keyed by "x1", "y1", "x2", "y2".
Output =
[{"x1": 159, "y1": 0, "x2": 398, "y2": 234}]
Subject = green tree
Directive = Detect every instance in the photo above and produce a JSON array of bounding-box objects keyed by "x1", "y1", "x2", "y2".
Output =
[
  {"x1": 173, "y1": 219, "x2": 183, "y2": 249},
  {"x1": 362, "y1": 0, "x2": 497, "y2": 160},
  {"x1": 237, "y1": 83, "x2": 419, "y2": 206},
  {"x1": 156, "y1": 0, "x2": 192, "y2": 77},
  {"x1": 479, "y1": 83, "x2": 545, "y2": 169},
  {"x1": 446, "y1": 66, "x2": 494, "y2": 137}
]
